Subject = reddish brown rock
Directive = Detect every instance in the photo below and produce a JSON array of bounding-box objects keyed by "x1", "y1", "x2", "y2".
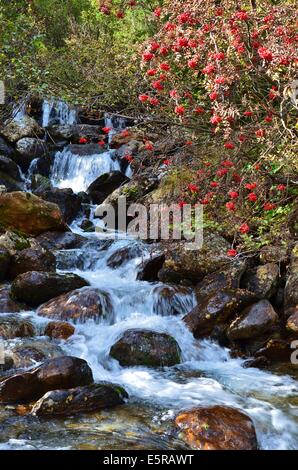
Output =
[
  {"x1": 110, "y1": 129, "x2": 143, "y2": 149},
  {"x1": 0, "y1": 315, "x2": 36, "y2": 339},
  {"x1": 255, "y1": 338, "x2": 292, "y2": 363},
  {"x1": 31, "y1": 383, "x2": 128, "y2": 416},
  {"x1": 8, "y1": 247, "x2": 56, "y2": 280},
  {"x1": 37, "y1": 287, "x2": 112, "y2": 323},
  {"x1": 286, "y1": 312, "x2": 298, "y2": 337},
  {"x1": 11, "y1": 271, "x2": 88, "y2": 306},
  {"x1": 0, "y1": 285, "x2": 27, "y2": 313},
  {"x1": 227, "y1": 300, "x2": 279, "y2": 341},
  {"x1": 45, "y1": 321, "x2": 75, "y2": 340},
  {"x1": 0, "y1": 247, "x2": 11, "y2": 281},
  {"x1": 0, "y1": 356, "x2": 93, "y2": 403},
  {"x1": 175, "y1": 406, "x2": 258, "y2": 450},
  {"x1": 183, "y1": 289, "x2": 257, "y2": 339}
]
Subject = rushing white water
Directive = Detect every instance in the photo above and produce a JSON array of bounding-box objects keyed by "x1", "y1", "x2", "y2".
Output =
[
  {"x1": 104, "y1": 113, "x2": 127, "y2": 144},
  {"x1": 30, "y1": 228, "x2": 298, "y2": 450},
  {"x1": 42, "y1": 99, "x2": 77, "y2": 127},
  {"x1": 51, "y1": 147, "x2": 121, "y2": 193},
  {"x1": 1, "y1": 110, "x2": 297, "y2": 451},
  {"x1": 50, "y1": 113, "x2": 128, "y2": 193},
  {"x1": 12, "y1": 102, "x2": 27, "y2": 121}
]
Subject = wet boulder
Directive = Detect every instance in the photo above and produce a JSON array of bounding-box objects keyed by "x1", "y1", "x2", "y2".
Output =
[
  {"x1": 0, "y1": 192, "x2": 67, "y2": 236},
  {"x1": 45, "y1": 321, "x2": 75, "y2": 340},
  {"x1": 31, "y1": 382, "x2": 128, "y2": 416},
  {"x1": 35, "y1": 356, "x2": 93, "y2": 391},
  {"x1": 137, "y1": 254, "x2": 166, "y2": 282},
  {"x1": 37, "y1": 287, "x2": 112, "y2": 323},
  {"x1": 195, "y1": 260, "x2": 247, "y2": 303},
  {"x1": 286, "y1": 312, "x2": 298, "y2": 338},
  {"x1": 0, "y1": 115, "x2": 43, "y2": 143},
  {"x1": 7, "y1": 246, "x2": 56, "y2": 280},
  {"x1": 284, "y1": 243, "x2": 298, "y2": 318},
  {"x1": 4, "y1": 338, "x2": 63, "y2": 369},
  {"x1": 107, "y1": 244, "x2": 143, "y2": 269},
  {"x1": 0, "y1": 315, "x2": 36, "y2": 339},
  {"x1": 15, "y1": 138, "x2": 49, "y2": 170},
  {"x1": 227, "y1": 300, "x2": 279, "y2": 341},
  {"x1": 0, "y1": 171, "x2": 23, "y2": 192},
  {"x1": 79, "y1": 219, "x2": 95, "y2": 232},
  {"x1": 11, "y1": 271, "x2": 89, "y2": 306},
  {"x1": 0, "y1": 246, "x2": 11, "y2": 281},
  {"x1": 255, "y1": 338, "x2": 292, "y2": 363},
  {"x1": 240, "y1": 263, "x2": 279, "y2": 299},
  {"x1": 0, "y1": 285, "x2": 28, "y2": 313},
  {"x1": 183, "y1": 289, "x2": 258, "y2": 339},
  {"x1": 175, "y1": 406, "x2": 257, "y2": 450},
  {"x1": 0, "y1": 356, "x2": 93, "y2": 403},
  {"x1": 35, "y1": 188, "x2": 82, "y2": 224},
  {"x1": 0, "y1": 137, "x2": 15, "y2": 159},
  {"x1": 152, "y1": 286, "x2": 194, "y2": 316},
  {"x1": 110, "y1": 329, "x2": 181, "y2": 367},
  {"x1": 31, "y1": 154, "x2": 53, "y2": 178},
  {"x1": 158, "y1": 234, "x2": 230, "y2": 285},
  {"x1": 87, "y1": 171, "x2": 130, "y2": 204},
  {"x1": 0, "y1": 155, "x2": 22, "y2": 180},
  {"x1": 35, "y1": 231, "x2": 85, "y2": 251}
]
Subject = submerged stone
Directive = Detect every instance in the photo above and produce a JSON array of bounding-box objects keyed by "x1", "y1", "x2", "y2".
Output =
[{"x1": 31, "y1": 382, "x2": 128, "y2": 416}]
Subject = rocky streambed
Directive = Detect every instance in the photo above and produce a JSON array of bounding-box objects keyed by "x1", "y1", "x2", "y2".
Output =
[{"x1": 0, "y1": 100, "x2": 297, "y2": 450}]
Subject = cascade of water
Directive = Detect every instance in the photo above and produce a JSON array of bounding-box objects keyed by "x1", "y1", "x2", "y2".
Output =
[
  {"x1": 3, "y1": 111, "x2": 297, "y2": 452},
  {"x1": 50, "y1": 112, "x2": 130, "y2": 193},
  {"x1": 42, "y1": 99, "x2": 78, "y2": 127},
  {"x1": 104, "y1": 113, "x2": 127, "y2": 144},
  {"x1": 51, "y1": 147, "x2": 121, "y2": 193},
  {"x1": 45, "y1": 229, "x2": 298, "y2": 450},
  {"x1": 12, "y1": 102, "x2": 27, "y2": 122}
]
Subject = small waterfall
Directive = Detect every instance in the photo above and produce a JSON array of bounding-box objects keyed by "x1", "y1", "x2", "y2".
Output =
[
  {"x1": 42, "y1": 99, "x2": 78, "y2": 127},
  {"x1": 50, "y1": 113, "x2": 130, "y2": 193},
  {"x1": 104, "y1": 113, "x2": 127, "y2": 144},
  {"x1": 12, "y1": 102, "x2": 27, "y2": 121},
  {"x1": 51, "y1": 147, "x2": 121, "y2": 193}
]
